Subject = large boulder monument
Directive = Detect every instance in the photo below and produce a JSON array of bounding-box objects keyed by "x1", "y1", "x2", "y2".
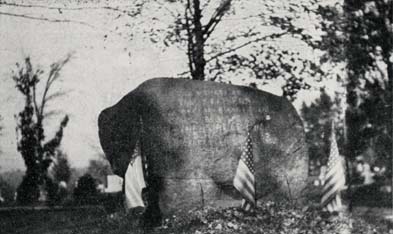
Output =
[{"x1": 98, "y1": 78, "x2": 308, "y2": 224}]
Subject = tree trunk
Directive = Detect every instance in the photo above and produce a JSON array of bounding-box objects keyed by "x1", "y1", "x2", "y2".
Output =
[
  {"x1": 387, "y1": 60, "x2": 393, "y2": 139},
  {"x1": 191, "y1": 0, "x2": 205, "y2": 80}
]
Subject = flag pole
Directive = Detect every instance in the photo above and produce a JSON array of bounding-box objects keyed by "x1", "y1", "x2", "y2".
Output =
[
  {"x1": 248, "y1": 123, "x2": 257, "y2": 211},
  {"x1": 250, "y1": 124, "x2": 257, "y2": 209},
  {"x1": 342, "y1": 82, "x2": 353, "y2": 214},
  {"x1": 342, "y1": 81, "x2": 353, "y2": 231}
]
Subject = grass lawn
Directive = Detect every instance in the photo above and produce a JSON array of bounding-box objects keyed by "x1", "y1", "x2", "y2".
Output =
[
  {"x1": 0, "y1": 201, "x2": 391, "y2": 234},
  {"x1": 0, "y1": 181, "x2": 391, "y2": 234},
  {"x1": 0, "y1": 206, "x2": 108, "y2": 234}
]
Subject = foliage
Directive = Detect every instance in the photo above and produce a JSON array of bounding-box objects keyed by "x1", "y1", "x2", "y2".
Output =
[
  {"x1": 356, "y1": 78, "x2": 391, "y2": 172},
  {"x1": 344, "y1": 0, "x2": 391, "y2": 166},
  {"x1": 311, "y1": 1, "x2": 392, "y2": 172},
  {"x1": 44, "y1": 149, "x2": 72, "y2": 205},
  {"x1": 73, "y1": 173, "x2": 99, "y2": 205},
  {"x1": 115, "y1": 0, "x2": 327, "y2": 100},
  {"x1": 300, "y1": 89, "x2": 345, "y2": 167},
  {"x1": 16, "y1": 174, "x2": 41, "y2": 204},
  {"x1": 0, "y1": 177, "x2": 15, "y2": 204},
  {"x1": 0, "y1": 170, "x2": 23, "y2": 195},
  {"x1": 52, "y1": 149, "x2": 72, "y2": 184},
  {"x1": 86, "y1": 157, "x2": 112, "y2": 185},
  {"x1": 182, "y1": 0, "x2": 232, "y2": 81},
  {"x1": 351, "y1": 183, "x2": 392, "y2": 208},
  {"x1": 344, "y1": 0, "x2": 393, "y2": 77},
  {"x1": 305, "y1": 0, "x2": 392, "y2": 76},
  {"x1": 12, "y1": 55, "x2": 71, "y2": 204},
  {"x1": 0, "y1": 1, "x2": 341, "y2": 101},
  {"x1": 345, "y1": 75, "x2": 392, "y2": 177},
  {"x1": 45, "y1": 176, "x2": 59, "y2": 205}
]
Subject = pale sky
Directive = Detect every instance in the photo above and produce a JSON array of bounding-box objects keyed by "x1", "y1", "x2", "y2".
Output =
[{"x1": 0, "y1": 0, "x2": 340, "y2": 172}]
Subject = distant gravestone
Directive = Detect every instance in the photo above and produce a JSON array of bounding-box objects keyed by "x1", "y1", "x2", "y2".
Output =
[
  {"x1": 105, "y1": 175, "x2": 123, "y2": 193},
  {"x1": 361, "y1": 163, "x2": 375, "y2": 185},
  {"x1": 98, "y1": 78, "x2": 308, "y2": 214}
]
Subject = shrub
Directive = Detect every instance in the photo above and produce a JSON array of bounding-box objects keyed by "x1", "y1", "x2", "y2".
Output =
[{"x1": 73, "y1": 174, "x2": 99, "y2": 205}]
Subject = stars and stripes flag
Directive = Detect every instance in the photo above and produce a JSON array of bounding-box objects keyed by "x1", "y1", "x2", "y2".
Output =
[
  {"x1": 233, "y1": 131, "x2": 256, "y2": 211},
  {"x1": 321, "y1": 123, "x2": 346, "y2": 213}
]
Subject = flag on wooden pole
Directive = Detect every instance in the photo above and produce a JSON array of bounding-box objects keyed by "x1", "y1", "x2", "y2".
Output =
[
  {"x1": 321, "y1": 122, "x2": 346, "y2": 213},
  {"x1": 233, "y1": 131, "x2": 256, "y2": 211}
]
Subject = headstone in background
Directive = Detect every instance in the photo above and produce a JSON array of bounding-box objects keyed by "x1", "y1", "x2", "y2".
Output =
[
  {"x1": 105, "y1": 175, "x2": 123, "y2": 193},
  {"x1": 361, "y1": 163, "x2": 375, "y2": 185},
  {"x1": 38, "y1": 186, "x2": 48, "y2": 202},
  {"x1": 97, "y1": 184, "x2": 105, "y2": 193}
]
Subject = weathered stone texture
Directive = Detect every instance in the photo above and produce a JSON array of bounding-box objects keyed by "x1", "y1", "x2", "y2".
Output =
[{"x1": 98, "y1": 78, "x2": 308, "y2": 213}]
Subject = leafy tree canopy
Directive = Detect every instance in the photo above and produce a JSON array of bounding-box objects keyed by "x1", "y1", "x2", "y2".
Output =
[
  {"x1": 86, "y1": 157, "x2": 112, "y2": 185},
  {"x1": 13, "y1": 55, "x2": 71, "y2": 204},
  {"x1": 51, "y1": 149, "x2": 72, "y2": 184},
  {"x1": 301, "y1": 89, "x2": 345, "y2": 165},
  {"x1": 107, "y1": 0, "x2": 330, "y2": 100},
  {"x1": 305, "y1": 0, "x2": 392, "y2": 173}
]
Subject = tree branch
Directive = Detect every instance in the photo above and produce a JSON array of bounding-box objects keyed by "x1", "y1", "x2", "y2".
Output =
[
  {"x1": 177, "y1": 66, "x2": 192, "y2": 76},
  {"x1": 45, "y1": 91, "x2": 68, "y2": 103},
  {"x1": 203, "y1": 12, "x2": 223, "y2": 42},
  {"x1": 154, "y1": 1, "x2": 178, "y2": 19},
  {"x1": 39, "y1": 71, "x2": 52, "y2": 119},
  {"x1": 43, "y1": 110, "x2": 62, "y2": 119},
  {"x1": 179, "y1": 31, "x2": 289, "y2": 77},
  {"x1": 185, "y1": 0, "x2": 195, "y2": 76},
  {"x1": 39, "y1": 54, "x2": 71, "y2": 118},
  {"x1": 32, "y1": 81, "x2": 40, "y2": 122},
  {"x1": 205, "y1": 31, "x2": 288, "y2": 63},
  {"x1": 43, "y1": 115, "x2": 69, "y2": 158},
  {"x1": 0, "y1": 2, "x2": 142, "y2": 17},
  {"x1": 202, "y1": 0, "x2": 231, "y2": 41},
  {"x1": 0, "y1": 11, "x2": 96, "y2": 28},
  {"x1": 101, "y1": 6, "x2": 142, "y2": 18},
  {"x1": 201, "y1": 0, "x2": 213, "y2": 12}
]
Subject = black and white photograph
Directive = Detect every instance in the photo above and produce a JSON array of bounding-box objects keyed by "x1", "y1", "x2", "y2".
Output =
[{"x1": 0, "y1": 0, "x2": 391, "y2": 233}]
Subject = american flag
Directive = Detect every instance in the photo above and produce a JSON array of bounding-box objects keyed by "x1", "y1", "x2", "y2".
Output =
[
  {"x1": 233, "y1": 131, "x2": 256, "y2": 211},
  {"x1": 125, "y1": 140, "x2": 146, "y2": 208},
  {"x1": 321, "y1": 123, "x2": 346, "y2": 213}
]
